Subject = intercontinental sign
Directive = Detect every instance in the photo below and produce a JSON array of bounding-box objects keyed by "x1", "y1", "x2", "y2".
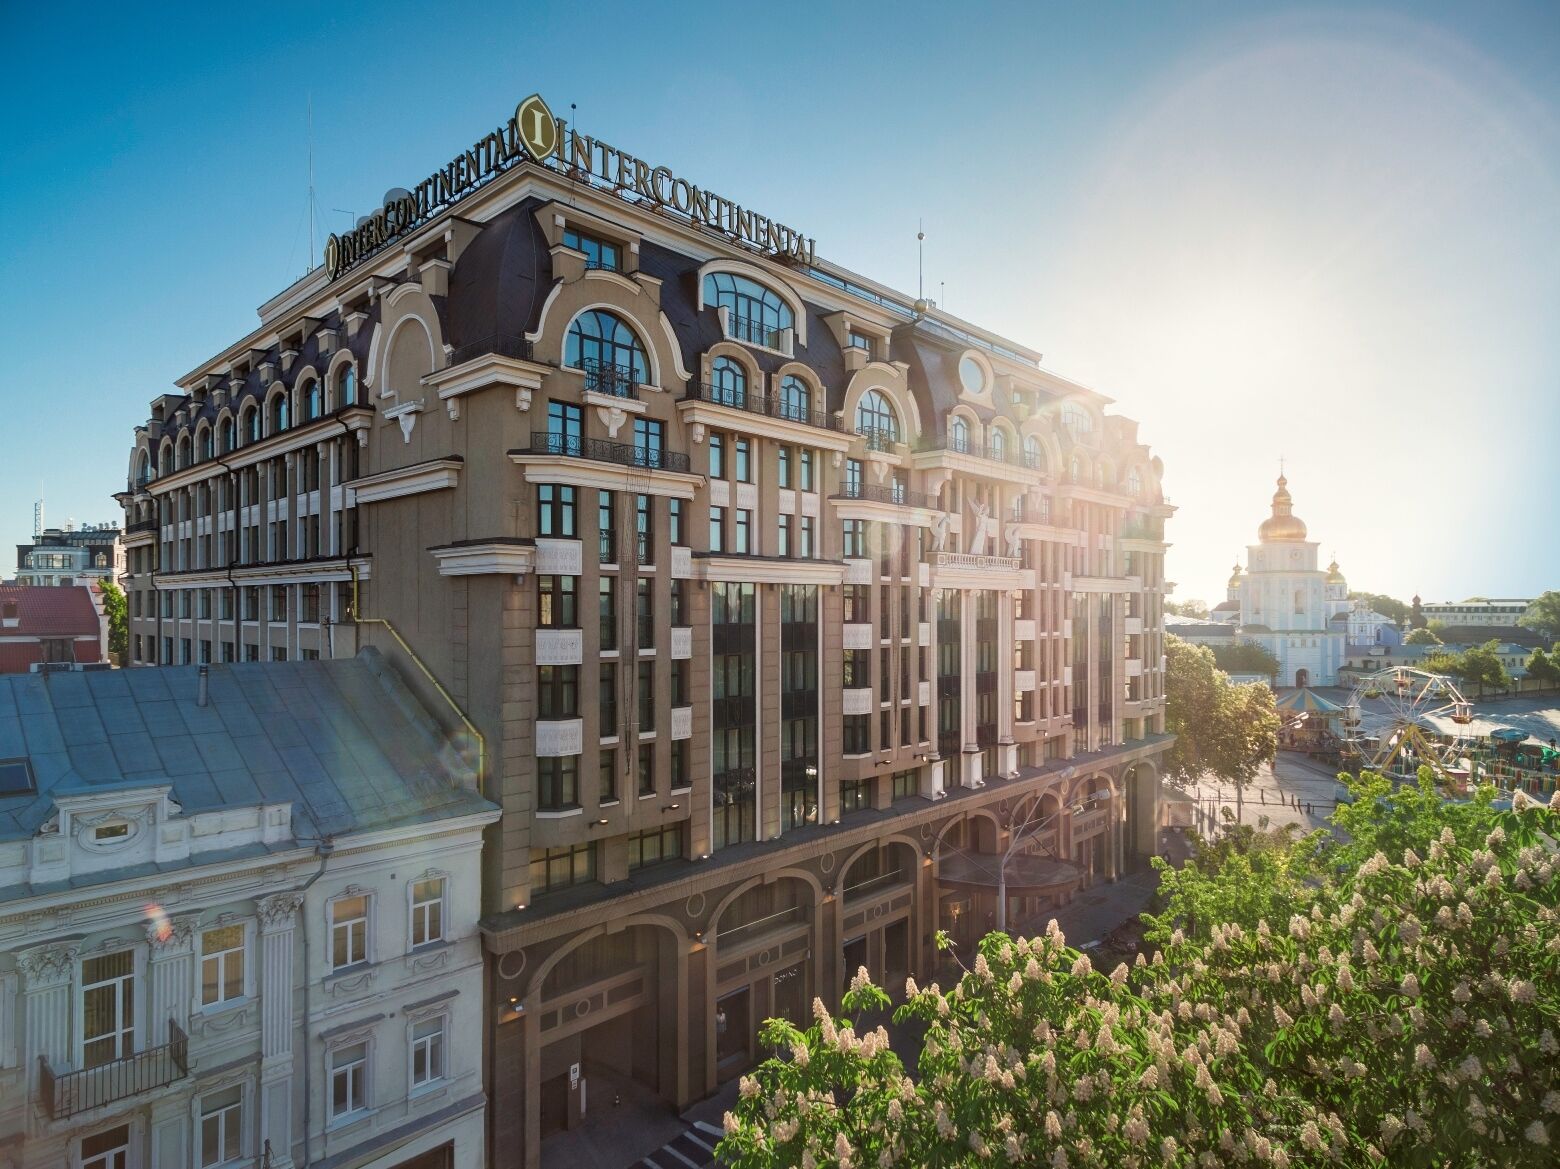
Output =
[{"x1": 324, "y1": 93, "x2": 816, "y2": 280}]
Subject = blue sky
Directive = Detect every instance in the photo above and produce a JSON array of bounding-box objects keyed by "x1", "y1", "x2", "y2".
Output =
[{"x1": 2, "y1": 1, "x2": 1556, "y2": 605}]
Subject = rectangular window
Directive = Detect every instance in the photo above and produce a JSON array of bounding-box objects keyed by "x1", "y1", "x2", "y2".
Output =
[
  {"x1": 563, "y1": 227, "x2": 621, "y2": 271},
  {"x1": 537, "y1": 575, "x2": 578, "y2": 628},
  {"x1": 670, "y1": 579, "x2": 687, "y2": 626},
  {"x1": 268, "y1": 588, "x2": 286, "y2": 621},
  {"x1": 845, "y1": 458, "x2": 863, "y2": 496},
  {"x1": 600, "y1": 662, "x2": 618, "y2": 734},
  {"x1": 633, "y1": 418, "x2": 664, "y2": 467},
  {"x1": 669, "y1": 498, "x2": 685, "y2": 546},
  {"x1": 777, "y1": 446, "x2": 792, "y2": 488},
  {"x1": 800, "y1": 449, "x2": 815, "y2": 491},
  {"x1": 842, "y1": 519, "x2": 866, "y2": 559},
  {"x1": 638, "y1": 742, "x2": 656, "y2": 796},
  {"x1": 529, "y1": 843, "x2": 596, "y2": 895},
  {"x1": 709, "y1": 433, "x2": 725, "y2": 479},
  {"x1": 671, "y1": 738, "x2": 688, "y2": 789},
  {"x1": 410, "y1": 877, "x2": 445, "y2": 948},
  {"x1": 81, "y1": 950, "x2": 135, "y2": 1068},
  {"x1": 843, "y1": 714, "x2": 871, "y2": 755},
  {"x1": 199, "y1": 1085, "x2": 242, "y2": 1168},
  {"x1": 637, "y1": 578, "x2": 654, "y2": 648},
  {"x1": 330, "y1": 1042, "x2": 368, "y2": 1119},
  {"x1": 777, "y1": 513, "x2": 792, "y2": 557},
  {"x1": 734, "y1": 509, "x2": 753, "y2": 554},
  {"x1": 200, "y1": 925, "x2": 245, "y2": 1008},
  {"x1": 411, "y1": 1016, "x2": 446, "y2": 1088},
  {"x1": 547, "y1": 401, "x2": 582, "y2": 449},
  {"x1": 892, "y1": 769, "x2": 919, "y2": 801},
  {"x1": 733, "y1": 437, "x2": 752, "y2": 483},
  {"x1": 537, "y1": 483, "x2": 577, "y2": 537},
  {"x1": 538, "y1": 665, "x2": 580, "y2": 719},
  {"x1": 799, "y1": 515, "x2": 815, "y2": 559},
  {"x1": 709, "y1": 506, "x2": 725, "y2": 553},
  {"x1": 599, "y1": 747, "x2": 617, "y2": 802},
  {"x1": 538, "y1": 755, "x2": 579, "y2": 810},
  {"x1": 638, "y1": 661, "x2": 655, "y2": 731},
  {"x1": 330, "y1": 896, "x2": 368, "y2": 971},
  {"x1": 843, "y1": 649, "x2": 870, "y2": 688},
  {"x1": 671, "y1": 659, "x2": 689, "y2": 707},
  {"x1": 598, "y1": 492, "x2": 616, "y2": 563},
  {"x1": 598, "y1": 577, "x2": 617, "y2": 649},
  {"x1": 81, "y1": 1125, "x2": 131, "y2": 1169},
  {"x1": 635, "y1": 494, "x2": 653, "y2": 563},
  {"x1": 628, "y1": 824, "x2": 683, "y2": 870},
  {"x1": 840, "y1": 777, "x2": 872, "y2": 814},
  {"x1": 843, "y1": 585, "x2": 871, "y2": 624}
]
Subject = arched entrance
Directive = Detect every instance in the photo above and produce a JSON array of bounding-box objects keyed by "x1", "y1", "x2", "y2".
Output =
[
  {"x1": 837, "y1": 840, "x2": 919, "y2": 999},
  {"x1": 1295, "y1": 668, "x2": 1310, "y2": 688},
  {"x1": 1123, "y1": 763, "x2": 1160, "y2": 870}
]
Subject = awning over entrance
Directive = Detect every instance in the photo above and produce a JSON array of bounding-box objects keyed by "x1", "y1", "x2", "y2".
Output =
[{"x1": 936, "y1": 852, "x2": 1084, "y2": 896}]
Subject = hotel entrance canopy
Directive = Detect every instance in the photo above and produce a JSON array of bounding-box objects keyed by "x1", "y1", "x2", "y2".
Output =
[{"x1": 936, "y1": 852, "x2": 1083, "y2": 896}]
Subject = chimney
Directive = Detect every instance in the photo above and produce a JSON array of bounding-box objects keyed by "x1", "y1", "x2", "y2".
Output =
[{"x1": 197, "y1": 664, "x2": 209, "y2": 707}]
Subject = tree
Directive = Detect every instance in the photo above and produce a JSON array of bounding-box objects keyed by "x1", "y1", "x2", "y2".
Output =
[
  {"x1": 1164, "y1": 598, "x2": 1210, "y2": 619},
  {"x1": 1347, "y1": 591, "x2": 1409, "y2": 627},
  {"x1": 1525, "y1": 648, "x2": 1558, "y2": 689},
  {"x1": 721, "y1": 776, "x2": 1560, "y2": 1168},
  {"x1": 1409, "y1": 595, "x2": 1426, "y2": 629},
  {"x1": 1455, "y1": 640, "x2": 1512, "y2": 698},
  {"x1": 1163, "y1": 635, "x2": 1279, "y2": 823},
  {"x1": 1402, "y1": 627, "x2": 1441, "y2": 646},
  {"x1": 1426, "y1": 618, "x2": 1448, "y2": 636},
  {"x1": 1519, "y1": 590, "x2": 1560, "y2": 641},
  {"x1": 1210, "y1": 639, "x2": 1281, "y2": 677},
  {"x1": 97, "y1": 579, "x2": 127, "y2": 663}
]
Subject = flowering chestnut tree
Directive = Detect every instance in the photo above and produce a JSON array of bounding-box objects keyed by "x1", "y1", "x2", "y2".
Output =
[{"x1": 719, "y1": 774, "x2": 1560, "y2": 1167}]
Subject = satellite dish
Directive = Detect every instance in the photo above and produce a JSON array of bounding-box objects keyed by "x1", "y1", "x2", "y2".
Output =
[{"x1": 383, "y1": 187, "x2": 412, "y2": 206}]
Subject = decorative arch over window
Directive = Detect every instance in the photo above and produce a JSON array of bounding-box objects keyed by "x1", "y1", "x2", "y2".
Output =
[
  {"x1": 703, "y1": 271, "x2": 795, "y2": 349},
  {"x1": 1060, "y1": 401, "x2": 1094, "y2": 442},
  {"x1": 1023, "y1": 435, "x2": 1045, "y2": 471},
  {"x1": 565, "y1": 309, "x2": 649, "y2": 390},
  {"x1": 709, "y1": 356, "x2": 746, "y2": 407},
  {"x1": 196, "y1": 426, "x2": 213, "y2": 462},
  {"x1": 242, "y1": 405, "x2": 260, "y2": 445},
  {"x1": 988, "y1": 426, "x2": 1007, "y2": 462},
  {"x1": 1126, "y1": 467, "x2": 1143, "y2": 497},
  {"x1": 268, "y1": 392, "x2": 290, "y2": 435},
  {"x1": 335, "y1": 362, "x2": 358, "y2": 407},
  {"x1": 159, "y1": 442, "x2": 174, "y2": 475},
  {"x1": 218, "y1": 416, "x2": 235, "y2": 454},
  {"x1": 855, "y1": 389, "x2": 899, "y2": 444},
  {"x1": 1069, "y1": 455, "x2": 1083, "y2": 484},
  {"x1": 777, "y1": 374, "x2": 810, "y2": 423},
  {"x1": 300, "y1": 377, "x2": 323, "y2": 421},
  {"x1": 949, "y1": 416, "x2": 971, "y2": 453},
  {"x1": 135, "y1": 451, "x2": 151, "y2": 486},
  {"x1": 176, "y1": 434, "x2": 192, "y2": 469}
]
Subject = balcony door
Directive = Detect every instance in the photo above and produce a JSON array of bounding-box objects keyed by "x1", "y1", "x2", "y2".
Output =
[
  {"x1": 547, "y1": 402, "x2": 582, "y2": 456},
  {"x1": 81, "y1": 951, "x2": 135, "y2": 1068}
]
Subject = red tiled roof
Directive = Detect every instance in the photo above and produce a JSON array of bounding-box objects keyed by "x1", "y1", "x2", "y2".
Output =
[{"x1": 0, "y1": 586, "x2": 101, "y2": 638}]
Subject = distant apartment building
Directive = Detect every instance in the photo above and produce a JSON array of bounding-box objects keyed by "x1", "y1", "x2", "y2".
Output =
[
  {"x1": 0, "y1": 654, "x2": 498, "y2": 1169},
  {"x1": 1421, "y1": 598, "x2": 1533, "y2": 627},
  {"x1": 13, "y1": 524, "x2": 124, "y2": 588},
  {"x1": 116, "y1": 91, "x2": 1175, "y2": 1165}
]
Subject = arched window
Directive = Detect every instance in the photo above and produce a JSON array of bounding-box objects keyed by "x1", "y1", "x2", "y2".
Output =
[
  {"x1": 854, "y1": 389, "x2": 899, "y2": 446},
  {"x1": 301, "y1": 378, "x2": 322, "y2": 421},
  {"x1": 1061, "y1": 402, "x2": 1093, "y2": 441},
  {"x1": 176, "y1": 436, "x2": 191, "y2": 469},
  {"x1": 1023, "y1": 436, "x2": 1044, "y2": 471},
  {"x1": 218, "y1": 418, "x2": 234, "y2": 454},
  {"x1": 1069, "y1": 456, "x2": 1082, "y2": 484},
  {"x1": 778, "y1": 375, "x2": 810, "y2": 423},
  {"x1": 565, "y1": 309, "x2": 648, "y2": 392},
  {"x1": 1127, "y1": 467, "x2": 1143, "y2": 497},
  {"x1": 197, "y1": 428, "x2": 213, "y2": 462},
  {"x1": 135, "y1": 452, "x2": 151, "y2": 486},
  {"x1": 268, "y1": 393, "x2": 289, "y2": 435},
  {"x1": 243, "y1": 407, "x2": 260, "y2": 445},
  {"x1": 710, "y1": 356, "x2": 746, "y2": 408},
  {"x1": 160, "y1": 444, "x2": 173, "y2": 475},
  {"x1": 950, "y1": 417, "x2": 970, "y2": 453},
  {"x1": 337, "y1": 364, "x2": 358, "y2": 407},
  {"x1": 703, "y1": 272, "x2": 794, "y2": 348},
  {"x1": 989, "y1": 428, "x2": 1007, "y2": 462}
]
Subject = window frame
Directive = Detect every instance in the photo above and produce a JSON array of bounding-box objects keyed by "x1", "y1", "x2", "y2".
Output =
[
  {"x1": 327, "y1": 892, "x2": 371, "y2": 974},
  {"x1": 408, "y1": 875, "x2": 448, "y2": 951}
]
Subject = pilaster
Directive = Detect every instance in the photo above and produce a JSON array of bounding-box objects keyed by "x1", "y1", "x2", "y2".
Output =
[
  {"x1": 145, "y1": 914, "x2": 197, "y2": 1046},
  {"x1": 16, "y1": 940, "x2": 78, "y2": 1093},
  {"x1": 257, "y1": 891, "x2": 304, "y2": 1169}
]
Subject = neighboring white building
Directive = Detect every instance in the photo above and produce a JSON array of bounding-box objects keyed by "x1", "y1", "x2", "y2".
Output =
[
  {"x1": 1346, "y1": 600, "x2": 1401, "y2": 649},
  {"x1": 0, "y1": 651, "x2": 498, "y2": 1169},
  {"x1": 1420, "y1": 598, "x2": 1534, "y2": 627}
]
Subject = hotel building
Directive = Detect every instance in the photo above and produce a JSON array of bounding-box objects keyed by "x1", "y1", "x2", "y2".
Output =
[{"x1": 117, "y1": 94, "x2": 1174, "y2": 1166}]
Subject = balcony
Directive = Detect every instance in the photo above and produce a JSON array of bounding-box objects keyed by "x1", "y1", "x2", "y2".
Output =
[
  {"x1": 39, "y1": 1020, "x2": 188, "y2": 1120},
  {"x1": 521, "y1": 431, "x2": 691, "y2": 474},
  {"x1": 581, "y1": 360, "x2": 640, "y2": 399},
  {"x1": 726, "y1": 314, "x2": 787, "y2": 350},
  {"x1": 449, "y1": 333, "x2": 534, "y2": 365},
  {"x1": 918, "y1": 435, "x2": 1042, "y2": 471},
  {"x1": 833, "y1": 481, "x2": 936, "y2": 509},
  {"x1": 683, "y1": 382, "x2": 846, "y2": 433},
  {"x1": 856, "y1": 427, "x2": 898, "y2": 453}
]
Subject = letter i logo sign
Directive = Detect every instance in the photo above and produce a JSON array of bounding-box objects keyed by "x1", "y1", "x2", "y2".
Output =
[{"x1": 517, "y1": 93, "x2": 558, "y2": 161}]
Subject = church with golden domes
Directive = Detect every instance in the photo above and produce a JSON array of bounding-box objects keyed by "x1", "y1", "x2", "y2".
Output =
[{"x1": 1215, "y1": 473, "x2": 1350, "y2": 686}]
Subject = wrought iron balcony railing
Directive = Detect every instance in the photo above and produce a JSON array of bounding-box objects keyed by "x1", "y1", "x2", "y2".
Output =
[
  {"x1": 684, "y1": 381, "x2": 847, "y2": 433},
  {"x1": 39, "y1": 1019, "x2": 188, "y2": 1120},
  {"x1": 522, "y1": 431, "x2": 690, "y2": 474},
  {"x1": 726, "y1": 314, "x2": 785, "y2": 350},
  {"x1": 856, "y1": 427, "x2": 899, "y2": 452},
  {"x1": 449, "y1": 333, "x2": 534, "y2": 366},
  {"x1": 834, "y1": 481, "x2": 936, "y2": 509},
  {"x1": 581, "y1": 360, "x2": 640, "y2": 398},
  {"x1": 918, "y1": 435, "x2": 1044, "y2": 471}
]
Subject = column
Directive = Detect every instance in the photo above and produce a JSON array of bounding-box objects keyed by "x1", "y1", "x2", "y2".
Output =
[
  {"x1": 16, "y1": 940, "x2": 77, "y2": 1095},
  {"x1": 958, "y1": 589, "x2": 976, "y2": 786},
  {"x1": 145, "y1": 915, "x2": 197, "y2": 1045},
  {"x1": 997, "y1": 588, "x2": 1016, "y2": 759},
  {"x1": 256, "y1": 891, "x2": 304, "y2": 1169}
]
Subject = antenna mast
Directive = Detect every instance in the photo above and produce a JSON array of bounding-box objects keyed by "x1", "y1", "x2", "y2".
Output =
[
  {"x1": 34, "y1": 490, "x2": 43, "y2": 539},
  {"x1": 917, "y1": 220, "x2": 925, "y2": 301},
  {"x1": 307, "y1": 95, "x2": 317, "y2": 271}
]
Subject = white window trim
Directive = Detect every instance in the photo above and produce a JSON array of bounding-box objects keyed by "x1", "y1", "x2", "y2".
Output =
[
  {"x1": 191, "y1": 1075, "x2": 251, "y2": 1169},
  {"x1": 196, "y1": 916, "x2": 257, "y2": 1014},
  {"x1": 75, "y1": 940, "x2": 146, "y2": 1070},
  {"x1": 327, "y1": 1034, "x2": 375, "y2": 1127},
  {"x1": 407, "y1": 1008, "x2": 451, "y2": 1095},
  {"x1": 406, "y1": 870, "x2": 450, "y2": 952},
  {"x1": 76, "y1": 1115, "x2": 142, "y2": 1169},
  {"x1": 326, "y1": 888, "x2": 374, "y2": 975}
]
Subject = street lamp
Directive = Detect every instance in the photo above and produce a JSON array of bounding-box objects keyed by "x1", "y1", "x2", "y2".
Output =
[{"x1": 995, "y1": 789, "x2": 1104, "y2": 932}]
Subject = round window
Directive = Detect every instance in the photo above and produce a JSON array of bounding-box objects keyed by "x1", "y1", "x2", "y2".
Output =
[{"x1": 958, "y1": 354, "x2": 985, "y2": 395}]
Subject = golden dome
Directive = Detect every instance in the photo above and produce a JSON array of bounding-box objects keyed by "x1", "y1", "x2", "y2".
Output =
[
  {"x1": 1326, "y1": 559, "x2": 1345, "y2": 584},
  {"x1": 1227, "y1": 562, "x2": 1243, "y2": 588},
  {"x1": 1257, "y1": 474, "x2": 1308, "y2": 542}
]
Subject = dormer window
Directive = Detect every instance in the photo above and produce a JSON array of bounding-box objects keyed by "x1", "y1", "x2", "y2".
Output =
[
  {"x1": 847, "y1": 331, "x2": 874, "y2": 358},
  {"x1": 563, "y1": 227, "x2": 621, "y2": 272},
  {"x1": 94, "y1": 821, "x2": 130, "y2": 843},
  {"x1": 705, "y1": 273, "x2": 793, "y2": 350},
  {"x1": 0, "y1": 758, "x2": 35, "y2": 795}
]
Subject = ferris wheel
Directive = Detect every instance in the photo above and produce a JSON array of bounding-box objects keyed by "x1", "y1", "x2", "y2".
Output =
[{"x1": 1338, "y1": 667, "x2": 1475, "y2": 787}]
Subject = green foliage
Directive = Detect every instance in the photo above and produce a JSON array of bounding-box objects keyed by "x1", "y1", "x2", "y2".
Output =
[
  {"x1": 1402, "y1": 627, "x2": 1441, "y2": 646},
  {"x1": 97, "y1": 579, "x2": 127, "y2": 662},
  {"x1": 1163, "y1": 635, "x2": 1279, "y2": 791},
  {"x1": 1348, "y1": 592, "x2": 1410, "y2": 627},
  {"x1": 1211, "y1": 639, "x2": 1282, "y2": 677},
  {"x1": 1426, "y1": 618, "x2": 1449, "y2": 635},
  {"x1": 1420, "y1": 640, "x2": 1512, "y2": 697},
  {"x1": 1165, "y1": 599, "x2": 1210, "y2": 619},
  {"x1": 1525, "y1": 648, "x2": 1558, "y2": 688},
  {"x1": 1519, "y1": 591, "x2": 1560, "y2": 641},
  {"x1": 721, "y1": 776, "x2": 1560, "y2": 1167}
]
